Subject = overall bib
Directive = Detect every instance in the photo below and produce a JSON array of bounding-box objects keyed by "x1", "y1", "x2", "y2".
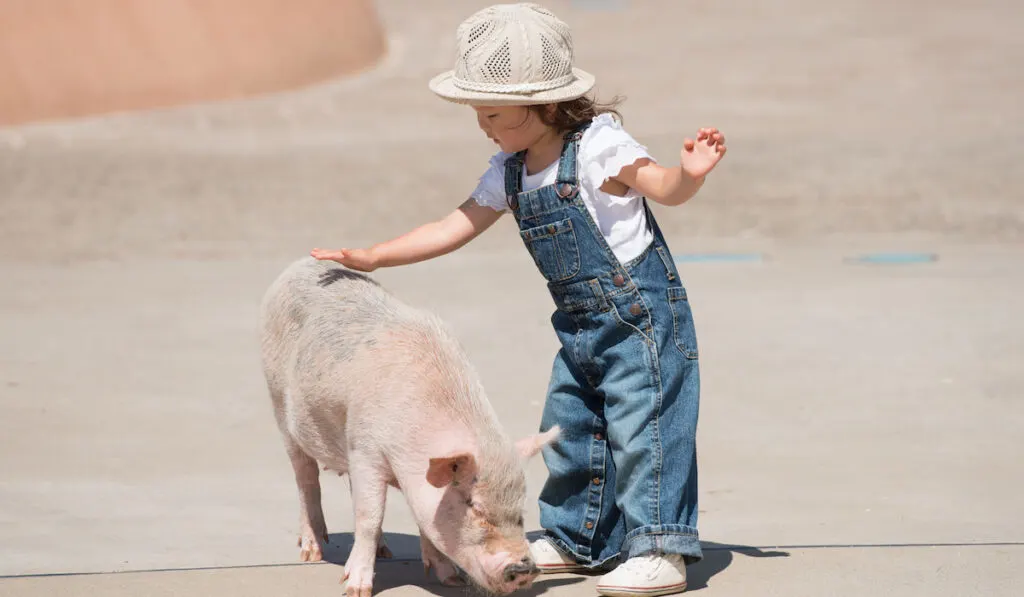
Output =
[{"x1": 504, "y1": 122, "x2": 703, "y2": 567}]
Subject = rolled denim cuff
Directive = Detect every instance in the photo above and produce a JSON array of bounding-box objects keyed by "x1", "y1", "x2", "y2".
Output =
[{"x1": 623, "y1": 524, "x2": 703, "y2": 564}]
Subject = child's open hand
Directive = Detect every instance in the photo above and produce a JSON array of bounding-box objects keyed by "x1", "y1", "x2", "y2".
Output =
[
  {"x1": 680, "y1": 128, "x2": 727, "y2": 179},
  {"x1": 310, "y1": 247, "x2": 379, "y2": 272}
]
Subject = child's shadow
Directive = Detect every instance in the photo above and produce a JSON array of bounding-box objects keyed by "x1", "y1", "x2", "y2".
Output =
[
  {"x1": 686, "y1": 540, "x2": 790, "y2": 591},
  {"x1": 520, "y1": 531, "x2": 788, "y2": 592},
  {"x1": 323, "y1": 532, "x2": 587, "y2": 596}
]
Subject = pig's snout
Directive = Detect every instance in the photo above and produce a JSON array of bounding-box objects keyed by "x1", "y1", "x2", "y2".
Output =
[{"x1": 502, "y1": 556, "x2": 540, "y2": 585}]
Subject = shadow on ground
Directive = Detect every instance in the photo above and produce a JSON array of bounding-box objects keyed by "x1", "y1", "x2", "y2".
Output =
[
  {"x1": 320, "y1": 531, "x2": 587, "y2": 595},
  {"x1": 320, "y1": 532, "x2": 788, "y2": 594},
  {"x1": 687, "y1": 541, "x2": 790, "y2": 592}
]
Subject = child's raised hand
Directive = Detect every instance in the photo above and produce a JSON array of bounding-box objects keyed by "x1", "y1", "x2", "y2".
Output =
[
  {"x1": 680, "y1": 127, "x2": 727, "y2": 179},
  {"x1": 310, "y1": 247, "x2": 379, "y2": 272}
]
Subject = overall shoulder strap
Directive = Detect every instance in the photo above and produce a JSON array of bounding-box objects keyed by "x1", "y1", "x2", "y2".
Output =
[{"x1": 554, "y1": 121, "x2": 591, "y2": 199}]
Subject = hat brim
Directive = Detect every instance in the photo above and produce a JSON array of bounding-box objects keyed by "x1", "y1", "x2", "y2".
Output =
[{"x1": 428, "y1": 67, "x2": 596, "y2": 106}]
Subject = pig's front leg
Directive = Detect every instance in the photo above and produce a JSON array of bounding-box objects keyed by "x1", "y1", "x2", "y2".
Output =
[
  {"x1": 346, "y1": 478, "x2": 393, "y2": 560},
  {"x1": 284, "y1": 440, "x2": 328, "y2": 562},
  {"x1": 420, "y1": 534, "x2": 465, "y2": 587},
  {"x1": 341, "y1": 459, "x2": 388, "y2": 597}
]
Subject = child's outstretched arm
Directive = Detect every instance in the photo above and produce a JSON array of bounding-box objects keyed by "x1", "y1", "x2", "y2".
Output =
[
  {"x1": 615, "y1": 127, "x2": 727, "y2": 207},
  {"x1": 310, "y1": 199, "x2": 502, "y2": 272}
]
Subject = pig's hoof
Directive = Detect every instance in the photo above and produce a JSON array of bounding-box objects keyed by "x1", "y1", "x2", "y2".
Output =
[
  {"x1": 298, "y1": 535, "x2": 324, "y2": 562},
  {"x1": 343, "y1": 580, "x2": 374, "y2": 597},
  {"x1": 342, "y1": 565, "x2": 374, "y2": 597}
]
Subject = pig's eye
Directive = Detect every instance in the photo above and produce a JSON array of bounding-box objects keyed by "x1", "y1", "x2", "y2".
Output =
[{"x1": 517, "y1": 516, "x2": 524, "y2": 526}]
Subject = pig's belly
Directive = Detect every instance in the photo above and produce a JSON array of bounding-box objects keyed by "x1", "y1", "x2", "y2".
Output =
[
  {"x1": 284, "y1": 396, "x2": 350, "y2": 473},
  {"x1": 294, "y1": 430, "x2": 349, "y2": 474}
]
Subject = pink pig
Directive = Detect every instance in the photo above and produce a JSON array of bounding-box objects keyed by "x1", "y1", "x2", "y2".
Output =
[{"x1": 259, "y1": 257, "x2": 557, "y2": 596}]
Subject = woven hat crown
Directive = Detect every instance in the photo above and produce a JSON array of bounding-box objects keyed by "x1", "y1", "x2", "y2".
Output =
[{"x1": 451, "y1": 3, "x2": 576, "y2": 94}]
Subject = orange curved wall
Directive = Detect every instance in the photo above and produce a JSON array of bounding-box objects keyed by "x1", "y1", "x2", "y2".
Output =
[{"x1": 0, "y1": 0, "x2": 386, "y2": 126}]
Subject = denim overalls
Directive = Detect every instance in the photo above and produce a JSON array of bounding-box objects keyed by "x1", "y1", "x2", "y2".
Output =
[{"x1": 504, "y1": 121, "x2": 702, "y2": 568}]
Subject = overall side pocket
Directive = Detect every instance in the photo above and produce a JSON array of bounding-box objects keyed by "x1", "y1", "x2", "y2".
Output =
[{"x1": 667, "y1": 286, "x2": 699, "y2": 359}]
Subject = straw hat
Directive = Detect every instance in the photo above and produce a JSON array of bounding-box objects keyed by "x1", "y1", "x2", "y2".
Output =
[{"x1": 428, "y1": 3, "x2": 596, "y2": 106}]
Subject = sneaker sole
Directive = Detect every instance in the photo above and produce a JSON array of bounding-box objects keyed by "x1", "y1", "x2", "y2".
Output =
[{"x1": 596, "y1": 581, "x2": 687, "y2": 597}]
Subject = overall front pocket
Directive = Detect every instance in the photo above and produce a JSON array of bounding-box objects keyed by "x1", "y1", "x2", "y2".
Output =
[
  {"x1": 667, "y1": 286, "x2": 700, "y2": 359},
  {"x1": 519, "y1": 218, "x2": 581, "y2": 282}
]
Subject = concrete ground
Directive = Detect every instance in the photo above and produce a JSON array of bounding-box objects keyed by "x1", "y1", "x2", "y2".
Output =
[{"x1": 1, "y1": 0, "x2": 1022, "y2": 595}]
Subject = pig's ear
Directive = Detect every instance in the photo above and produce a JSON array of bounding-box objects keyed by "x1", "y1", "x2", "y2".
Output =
[
  {"x1": 426, "y1": 452, "x2": 478, "y2": 489},
  {"x1": 516, "y1": 426, "x2": 560, "y2": 460}
]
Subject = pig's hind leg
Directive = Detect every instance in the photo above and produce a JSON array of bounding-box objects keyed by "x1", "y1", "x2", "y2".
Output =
[
  {"x1": 341, "y1": 455, "x2": 389, "y2": 597},
  {"x1": 375, "y1": 534, "x2": 394, "y2": 559},
  {"x1": 283, "y1": 437, "x2": 329, "y2": 562}
]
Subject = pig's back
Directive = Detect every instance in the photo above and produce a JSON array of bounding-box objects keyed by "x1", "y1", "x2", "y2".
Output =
[
  {"x1": 259, "y1": 257, "x2": 496, "y2": 447},
  {"x1": 262, "y1": 256, "x2": 399, "y2": 328},
  {"x1": 259, "y1": 258, "x2": 402, "y2": 387}
]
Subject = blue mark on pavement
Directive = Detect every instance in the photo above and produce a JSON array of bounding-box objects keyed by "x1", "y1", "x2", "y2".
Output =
[
  {"x1": 670, "y1": 252, "x2": 940, "y2": 265},
  {"x1": 846, "y1": 252, "x2": 938, "y2": 264}
]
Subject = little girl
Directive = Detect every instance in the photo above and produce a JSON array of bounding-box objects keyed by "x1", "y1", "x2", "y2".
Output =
[{"x1": 312, "y1": 4, "x2": 726, "y2": 596}]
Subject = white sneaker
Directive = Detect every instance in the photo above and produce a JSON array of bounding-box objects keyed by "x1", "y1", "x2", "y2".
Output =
[
  {"x1": 529, "y1": 538, "x2": 587, "y2": 573},
  {"x1": 596, "y1": 554, "x2": 687, "y2": 597}
]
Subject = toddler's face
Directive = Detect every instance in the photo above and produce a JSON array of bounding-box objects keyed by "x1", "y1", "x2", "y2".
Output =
[{"x1": 473, "y1": 105, "x2": 552, "y2": 153}]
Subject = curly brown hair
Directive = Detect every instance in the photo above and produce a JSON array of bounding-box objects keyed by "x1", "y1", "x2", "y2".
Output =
[{"x1": 528, "y1": 94, "x2": 625, "y2": 134}]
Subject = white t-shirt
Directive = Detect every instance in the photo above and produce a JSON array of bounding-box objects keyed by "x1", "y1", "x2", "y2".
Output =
[{"x1": 470, "y1": 113, "x2": 656, "y2": 264}]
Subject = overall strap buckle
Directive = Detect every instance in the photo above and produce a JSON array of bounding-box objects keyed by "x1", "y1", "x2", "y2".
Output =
[
  {"x1": 555, "y1": 182, "x2": 578, "y2": 199},
  {"x1": 554, "y1": 123, "x2": 589, "y2": 200}
]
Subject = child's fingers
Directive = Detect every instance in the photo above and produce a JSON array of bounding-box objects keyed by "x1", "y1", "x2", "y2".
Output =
[
  {"x1": 683, "y1": 138, "x2": 695, "y2": 151},
  {"x1": 310, "y1": 248, "x2": 347, "y2": 261},
  {"x1": 697, "y1": 128, "x2": 723, "y2": 144}
]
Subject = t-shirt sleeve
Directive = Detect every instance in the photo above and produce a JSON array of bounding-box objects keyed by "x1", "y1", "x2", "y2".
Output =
[
  {"x1": 469, "y1": 151, "x2": 512, "y2": 212},
  {"x1": 579, "y1": 113, "x2": 656, "y2": 204}
]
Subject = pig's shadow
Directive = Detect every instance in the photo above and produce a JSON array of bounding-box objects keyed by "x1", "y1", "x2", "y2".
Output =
[
  {"x1": 323, "y1": 532, "x2": 788, "y2": 594},
  {"x1": 323, "y1": 532, "x2": 587, "y2": 595}
]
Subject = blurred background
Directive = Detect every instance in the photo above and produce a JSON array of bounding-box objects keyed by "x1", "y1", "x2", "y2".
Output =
[{"x1": 1, "y1": 1, "x2": 1021, "y2": 595}]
